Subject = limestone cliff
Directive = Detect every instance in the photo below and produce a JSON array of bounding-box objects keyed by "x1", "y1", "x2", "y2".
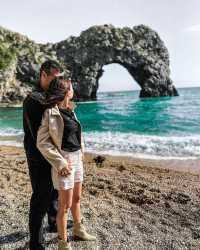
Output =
[{"x1": 0, "y1": 24, "x2": 178, "y2": 103}]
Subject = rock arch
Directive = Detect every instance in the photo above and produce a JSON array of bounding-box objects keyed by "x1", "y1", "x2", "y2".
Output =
[{"x1": 55, "y1": 24, "x2": 178, "y2": 101}]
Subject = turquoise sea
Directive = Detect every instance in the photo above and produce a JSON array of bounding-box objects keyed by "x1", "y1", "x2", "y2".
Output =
[{"x1": 0, "y1": 87, "x2": 200, "y2": 159}]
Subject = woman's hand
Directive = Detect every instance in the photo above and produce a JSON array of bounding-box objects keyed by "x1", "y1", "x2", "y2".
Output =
[
  {"x1": 58, "y1": 162, "x2": 72, "y2": 177},
  {"x1": 81, "y1": 150, "x2": 85, "y2": 161}
]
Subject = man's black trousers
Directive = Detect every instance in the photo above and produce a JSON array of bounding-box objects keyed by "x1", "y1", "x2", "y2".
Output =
[{"x1": 26, "y1": 154, "x2": 58, "y2": 249}]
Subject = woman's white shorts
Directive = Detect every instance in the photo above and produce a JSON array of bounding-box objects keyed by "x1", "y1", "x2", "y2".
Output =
[{"x1": 51, "y1": 149, "x2": 84, "y2": 190}]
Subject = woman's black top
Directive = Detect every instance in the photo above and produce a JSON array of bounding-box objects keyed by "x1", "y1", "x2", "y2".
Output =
[{"x1": 59, "y1": 107, "x2": 82, "y2": 152}]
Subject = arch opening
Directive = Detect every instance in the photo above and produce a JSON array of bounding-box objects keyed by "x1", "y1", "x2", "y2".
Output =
[{"x1": 97, "y1": 63, "x2": 140, "y2": 94}]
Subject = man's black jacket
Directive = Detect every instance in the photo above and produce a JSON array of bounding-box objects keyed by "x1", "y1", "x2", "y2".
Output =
[{"x1": 23, "y1": 84, "x2": 50, "y2": 163}]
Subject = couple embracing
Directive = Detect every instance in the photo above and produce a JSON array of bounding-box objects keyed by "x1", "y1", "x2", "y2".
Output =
[{"x1": 23, "y1": 60, "x2": 96, "y2": 250}]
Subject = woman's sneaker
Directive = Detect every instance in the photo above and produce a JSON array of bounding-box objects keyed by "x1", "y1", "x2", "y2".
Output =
[
  {"x1": 73, "y1": 222, "x2": 96, "y2": 241},
  {"x1": 58, "y1": 239, "x2": 72, "y2": 250}
]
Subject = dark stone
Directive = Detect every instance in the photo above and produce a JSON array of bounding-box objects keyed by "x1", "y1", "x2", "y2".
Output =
[
  {"x1": 93, "y1": 155, "x2": 106, "y2": 167},
  {"x1": 118, "y1": 165, "x2": 126, "y2": 172},
  {"x1": 191, "y1": 227, "x2": 200, "y2": 239}
]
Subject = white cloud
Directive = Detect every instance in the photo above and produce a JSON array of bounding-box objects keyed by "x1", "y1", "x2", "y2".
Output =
[{"x1": 184, "y1": 24, "x2": 200, "y2": 32}]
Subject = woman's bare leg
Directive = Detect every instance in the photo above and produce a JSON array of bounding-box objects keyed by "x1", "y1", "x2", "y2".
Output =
[
  {"x1": 56, "y1": 189, "x2": 73, "y2": 240},
  {"x1": 70, "y1": 182, "x2": 82, "y2": 223},
  {"x1": 71, "y1": 182, "x2": 96, "y2": 241}
]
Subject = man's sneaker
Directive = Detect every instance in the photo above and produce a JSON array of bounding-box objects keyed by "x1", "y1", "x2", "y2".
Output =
[
  {"x1": 48, "y1": 223, "x2": 57, "y2": 233},
  {"x1": 30, "y1": 243, "x2": 45, "y2": 250}
]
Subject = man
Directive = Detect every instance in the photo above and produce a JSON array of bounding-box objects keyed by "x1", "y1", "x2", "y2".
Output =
[{"x1": 23, "y1": 60, "x2": 65, "y2": 250}]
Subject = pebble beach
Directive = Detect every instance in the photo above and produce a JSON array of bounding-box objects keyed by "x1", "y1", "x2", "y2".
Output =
[{"x1": 1, "y1": 146, "x2": 200, "y2": 250}]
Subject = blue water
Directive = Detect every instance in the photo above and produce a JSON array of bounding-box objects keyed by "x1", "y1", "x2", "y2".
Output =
[{"x1": 0, "y1": 87, "x2": 200, "y2": 158}]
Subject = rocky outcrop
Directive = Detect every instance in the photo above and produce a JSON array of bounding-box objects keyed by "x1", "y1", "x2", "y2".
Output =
[
  {"x1": 0, "y1": 61, "x2": 32, "y2": 103},
  {"x1": 0, "y1": 24, "x2": 178, "y2": 103}
]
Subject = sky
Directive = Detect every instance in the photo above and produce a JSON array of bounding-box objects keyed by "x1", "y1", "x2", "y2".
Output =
[{"x1": 0, "y1": 0, "x2": 200, "y2": 92}]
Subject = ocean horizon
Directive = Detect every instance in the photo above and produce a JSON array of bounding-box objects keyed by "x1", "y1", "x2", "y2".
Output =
[{"x1": 0, "y1": 86, "x2": 200, "y2": 160}]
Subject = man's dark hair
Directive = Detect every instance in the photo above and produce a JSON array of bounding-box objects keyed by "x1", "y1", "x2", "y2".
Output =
[{"x1": 39, "y1": 60, "x2": 63, "y2": 77}]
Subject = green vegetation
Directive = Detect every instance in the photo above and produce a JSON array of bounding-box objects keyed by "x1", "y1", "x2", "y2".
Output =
[{"x1": 0, "y1": 43, "x2": 16, "y2": 70}]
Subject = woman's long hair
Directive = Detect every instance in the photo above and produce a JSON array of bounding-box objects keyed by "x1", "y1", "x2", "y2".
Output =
[{"x1": 45, "y1": 78, "x2": 70, "y2": 108}]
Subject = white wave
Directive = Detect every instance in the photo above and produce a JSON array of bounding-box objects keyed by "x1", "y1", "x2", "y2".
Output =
[
  {"x1": 0, "y1": 140, "x2": 23, "y2": 147},
  {"x1": 0, "y1": 128, "x2": 23, "y2": 147},
  {"x1": 1, "y1": 128, "x2": 200, "y2": 159},
  {"x1": 83, "y1": 131, "x2": 200, "y2": 159},
  {"x1": 86, "y1": 149, "x2": 198, "y2": 160},
  {"x1": 0, "y1": 128, "x2": 23, "y2": 136}
]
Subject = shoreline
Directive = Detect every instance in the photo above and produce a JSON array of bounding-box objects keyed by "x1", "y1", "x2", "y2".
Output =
[{"x1": 1, "y1": 145, "x2": 200, "y2": 174}]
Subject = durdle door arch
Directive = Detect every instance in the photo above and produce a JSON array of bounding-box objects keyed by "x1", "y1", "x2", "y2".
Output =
[{"x1": 55, "y1": 24, "x2": 178, "y2": 101}]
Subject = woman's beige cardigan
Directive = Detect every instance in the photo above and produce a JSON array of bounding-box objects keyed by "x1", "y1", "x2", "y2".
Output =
[{"x1": 36, "y1": 104, "x2": 85, "y2": 172}]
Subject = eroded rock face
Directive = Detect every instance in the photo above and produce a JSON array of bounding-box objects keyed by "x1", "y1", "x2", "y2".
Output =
[
  {"x1": 0, "y1": 24, "x2": 178, "y2": 103},
  {"x1": 0, "y1": 61, "x2": 32, "y2": 103}
]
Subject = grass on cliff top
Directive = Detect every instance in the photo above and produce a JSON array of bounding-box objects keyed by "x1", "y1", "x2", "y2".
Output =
[{"x1": 0, "y1": 43, "x2": 16, "y2": 70}]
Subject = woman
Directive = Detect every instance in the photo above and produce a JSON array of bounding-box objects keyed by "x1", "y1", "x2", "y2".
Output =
[{"x1": 36, "y1": 77, "x2": 96, "y2": 250}]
